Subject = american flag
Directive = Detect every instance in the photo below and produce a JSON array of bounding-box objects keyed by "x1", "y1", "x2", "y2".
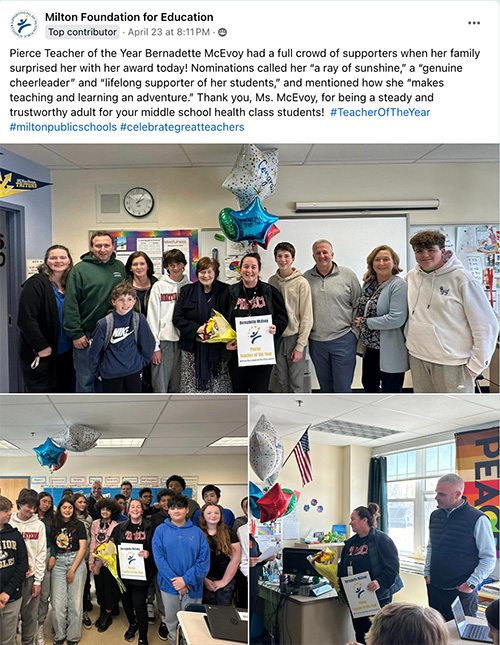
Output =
[{"x1": 293, "y1": 428, "x2": 313, "y2": 486}]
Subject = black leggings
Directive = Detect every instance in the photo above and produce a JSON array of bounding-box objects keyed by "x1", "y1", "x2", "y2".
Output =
[
  {"x1": 362, "y1": 348, "x2": 404, "y2": 393},
  {"x1": 122, "y1": 583, "x2": 149, "y2": 640},
  {"x1": 94, "y1": 566, "x2": 119, "y2": 612},
  {"x1": 228, "y1": 359, "x2": 273, "y2": 393}
]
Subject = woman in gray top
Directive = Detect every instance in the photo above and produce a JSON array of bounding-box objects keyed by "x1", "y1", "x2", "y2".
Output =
[{"x1": 355, "y1": 245, "x2": 409, "y2": 392}]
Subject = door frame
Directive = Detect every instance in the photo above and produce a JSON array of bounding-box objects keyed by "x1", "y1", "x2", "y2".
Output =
[{"x1": 0, "y1": 201, "x2": 26, "y2": 392}]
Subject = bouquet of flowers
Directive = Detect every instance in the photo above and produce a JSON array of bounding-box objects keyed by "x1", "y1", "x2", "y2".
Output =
[
  {"x1": 199, "y1": 310, "x2": 236, "y2": 343},
  {"x1": 93, "y1": 542, "x2": 126, "y2": 593},
  {"x1": 307, "y1": 548, "x2": 345, "y2": 601}
]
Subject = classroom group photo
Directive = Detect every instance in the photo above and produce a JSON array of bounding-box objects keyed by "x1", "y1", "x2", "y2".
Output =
[{"x1": 0, "y1": 144, "x2": 498, "y2": 645}]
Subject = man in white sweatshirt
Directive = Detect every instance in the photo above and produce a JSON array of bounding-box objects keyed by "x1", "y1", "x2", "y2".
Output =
[
  {"x1": 406, "y1": 230, "x2": 499, "y2": 393},
  {"x1": 10, "y1": 488, "x2": 47, "y2": 645},
  {"x1": 147, "y1": 249, "x2": 191, "y2": 392}
]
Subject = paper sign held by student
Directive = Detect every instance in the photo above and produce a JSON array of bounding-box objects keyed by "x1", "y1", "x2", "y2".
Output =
[
  {"x1": 236, "y1": 315, "x2": 276, "y2": 367},
  {"x1": 118, "y1": 544, "x2": 147, "y2": 581},
  {"x1": 341, "y1": 571, "x2": 381, "y2": 618}
]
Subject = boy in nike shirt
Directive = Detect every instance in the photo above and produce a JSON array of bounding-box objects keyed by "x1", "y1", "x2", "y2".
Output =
[{"x1": 89, "y1": 282, "x2": 155, "y2": 393}]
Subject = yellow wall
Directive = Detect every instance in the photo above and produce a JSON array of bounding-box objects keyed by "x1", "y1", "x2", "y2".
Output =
[
  {"x1": 257, "y1": 439, "x2": 372, "y2": 546},
  {"x1": 51, "y1": 161, "x2": 498, "y2": 259}
]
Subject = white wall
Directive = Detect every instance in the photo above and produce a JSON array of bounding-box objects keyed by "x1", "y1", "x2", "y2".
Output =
[
  {"x1": 1, "y1": 454, "x2": 247, "y2": 515},
  {"x1": 50, "y1": 161, "x2": 499, "y2": 260}
]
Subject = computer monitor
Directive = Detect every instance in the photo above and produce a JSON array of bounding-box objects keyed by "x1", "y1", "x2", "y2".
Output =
[{"x1": 282, "y1": 547, "x2": 320, "y2": 580}]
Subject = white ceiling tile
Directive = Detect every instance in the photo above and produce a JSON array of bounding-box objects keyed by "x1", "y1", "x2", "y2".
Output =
[
  {"x1": 192, "y1": 447, "x2": 248, "y2": 456},
  {"x1": 157, "y1": 399, "x2": 246, "y2": 424},
  {"x1": 151, "y1": 423, "x2": 242, "y2": 438},
  {"x1": 3, "y1": 144, "x2": 497, "y2": 171},
  {"x1": 0, "y1": 395, "x2": 50, "y2": 405},
  {"x1": 55, "y1": 401, "x2": 166, "y2": 425},
  {"x1": 0, "y1": 405, "x2": 63, "y2": 426}
]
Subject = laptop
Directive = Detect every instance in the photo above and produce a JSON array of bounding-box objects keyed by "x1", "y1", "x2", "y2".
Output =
[
  {"x1": 204, "y1": 605, "x2": 247, "y2": 643},
  {"x1": 451, "y1": 596, "x2": 492, "y2": 643}
]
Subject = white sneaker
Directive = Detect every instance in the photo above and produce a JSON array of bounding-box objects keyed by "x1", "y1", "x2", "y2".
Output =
[{"x1": 35, "y1": 624, "x2": 45, "y2": 645}]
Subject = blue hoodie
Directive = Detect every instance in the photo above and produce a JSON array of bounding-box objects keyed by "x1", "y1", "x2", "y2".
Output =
[
  {"x1": 152, "y1": 518, "x2": 210, "y2": 599},
  {"x1": 89, "y1": 309, "x2": 155, "y2": 379}
]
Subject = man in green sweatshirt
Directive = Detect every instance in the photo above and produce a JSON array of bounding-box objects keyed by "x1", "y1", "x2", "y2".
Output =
[{"x1": 63, "y1": 231, "x2": 126, "y2": 392}]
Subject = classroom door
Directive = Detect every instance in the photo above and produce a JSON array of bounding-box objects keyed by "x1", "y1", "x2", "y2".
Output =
[
  {"x1": 0, "y1": 477, "x2": 30, "y2": 504},
  {"x1": 0, "y1": 209, "x2": 8, "y2": 392},
  {"x1": 0, "y1": 205, "x2": 25, "y2": 392}
]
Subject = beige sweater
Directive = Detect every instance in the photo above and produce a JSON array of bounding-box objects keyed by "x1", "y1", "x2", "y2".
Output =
[{"x1": 268, "y1": 268, "x2": 313, "y2": 352}]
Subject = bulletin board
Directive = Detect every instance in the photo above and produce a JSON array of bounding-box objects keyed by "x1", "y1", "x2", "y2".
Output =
[
  {"x1": 409, "y1": 224, "x2": 499, "y2": 316},
  {"x1": 90, "y1": 229, "x2": 200, "y2": 282}
]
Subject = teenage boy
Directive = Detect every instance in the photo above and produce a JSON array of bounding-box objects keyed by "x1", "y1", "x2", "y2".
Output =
[
  {"x1": 268, "y1": 242, "x2": 313, "y2": 393},
  {"x1": 0, "y1": 495, "x2": 29, "y2": 645},
  {"x1": 165, "y1": 475, "x2": 200, "y2": 520},
  {"x1": 89, "y1": 282, "x2": 155, "y2": 393},
  {"x1": 63, "y1": 231, "x2": 126, "y2": 392},
  {"x1": 192, "y1": 485, "x2": 235, "y2": 527},
  {"x1": 139, "y1": 488, "x2": 156, "y2": 520},
  {"x1": 150, "y1": 489, "x2": 173, "y2": 641},
  {"x1": 152, "y1": 496, "x2": 210, "y2": 645},
  {"x1": 9, "y1": 489, "x2": 46, "y2": 645},
  {"x1": 406, "y1": 230, "x2": 499, "y2": 393},
  {"x1": 147, "y1": 249, "x2": 191, "y2": 393}
]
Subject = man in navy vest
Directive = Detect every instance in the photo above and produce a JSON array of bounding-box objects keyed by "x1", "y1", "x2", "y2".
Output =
[{"x1": 425, "y1": 473, "x2": 496, "y2": 622}]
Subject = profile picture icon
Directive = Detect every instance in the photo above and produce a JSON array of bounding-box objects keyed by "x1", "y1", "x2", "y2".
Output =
[{"x1": 11, "y1": 11, "x2": 38, "y2": 38}]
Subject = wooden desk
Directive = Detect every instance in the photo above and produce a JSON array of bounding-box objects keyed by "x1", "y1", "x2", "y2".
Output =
[
  {"x1": 446, "y1": 617, "x2": 492, "y2": 645},
  {"x1": 177, "y1": 611, "x2": 246, "y2": 645},
  {"x1": 259, "y1": 582, "x2": 355, "y2": 645}
]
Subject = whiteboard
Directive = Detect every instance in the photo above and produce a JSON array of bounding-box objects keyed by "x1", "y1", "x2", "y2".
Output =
[{"x1": 256, "y1": 215, "x2": 409, "y2": 282}]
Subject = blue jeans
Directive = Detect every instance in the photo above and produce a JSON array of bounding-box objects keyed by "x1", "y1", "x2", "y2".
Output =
[
  {"x1": 309, "y1": 331, "x2": 357, "y2": 393},
  {"x1": 73, "y1": 338, "x2": 100, "y2": 393},
  {"x1": 51, "y1": 552, "x2": 86, "y2": 643}
]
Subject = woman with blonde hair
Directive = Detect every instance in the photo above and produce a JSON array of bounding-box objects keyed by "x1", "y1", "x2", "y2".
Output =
[
  {"x1": 362, "y1": 602, "x2": 448, "y2": 645},
  {"x1": 355, "y1": 245, "x2": 409, "y2": 393},
  {"x1": 198, "y1": 503, "x2": 241, "y2": 606}
]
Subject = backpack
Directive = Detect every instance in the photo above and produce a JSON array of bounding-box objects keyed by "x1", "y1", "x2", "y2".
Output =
[{"x1": 103, "y1": 311, "x2": 140, "y2": 351}]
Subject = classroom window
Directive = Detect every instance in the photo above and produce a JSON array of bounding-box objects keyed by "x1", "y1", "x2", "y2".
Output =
[{"x1": 383, "y1": 443, "x2": 456, "y2": 556}]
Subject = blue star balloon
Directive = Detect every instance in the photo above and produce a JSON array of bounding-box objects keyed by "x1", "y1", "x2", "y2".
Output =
[
  {"x1": 249, "y1": 481, "x2": 263, "y2": 520},
  {"x1": 34, "y1": 437, "x2": 65, "y2": 468},
  {"x1": 229, "y1": 197, "x2": 279, "y2": 244}
]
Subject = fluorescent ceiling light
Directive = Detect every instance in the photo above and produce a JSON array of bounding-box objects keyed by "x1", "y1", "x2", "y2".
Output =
[
  {"x1": 311, "y1": 420, "x2": 402, "y2": 440},
  {"x1": 96, "y1": 438, "x2": 145, "y2": 448},
  {"x1": 208, "y1": 437, "x2": 248, "y2": 447},
  {"x1": 0, "y1": 439, "x2": 19, "y2": 450}
]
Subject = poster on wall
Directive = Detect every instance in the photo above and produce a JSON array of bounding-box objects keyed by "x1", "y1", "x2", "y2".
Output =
[
  {"x1": 456, "y1": 427, "x2": 499, "y2": 566},
  {"x1": 90, "y1": 229, "x2": 200, "y2": 282}
]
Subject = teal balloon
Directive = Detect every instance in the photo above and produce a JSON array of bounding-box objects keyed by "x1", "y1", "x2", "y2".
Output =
[
  {"x1": 229, "y1": 198, "x2": 279, "y2": 244},
  {"x1": 34, "y1": 438, "x2": 66, "y2": 468}
]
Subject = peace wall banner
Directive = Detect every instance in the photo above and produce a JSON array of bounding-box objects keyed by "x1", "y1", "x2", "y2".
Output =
[
  {"x1": 0, "y1": 168, "x2": 52, "y2": 199},
  {"x1": 456, "y1": 427, "x2": 499, "y2": 558}
]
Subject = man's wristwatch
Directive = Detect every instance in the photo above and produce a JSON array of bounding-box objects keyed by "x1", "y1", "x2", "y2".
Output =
[{"x1": 468, "y1": 583, "x2": 476, "y2": 590}]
